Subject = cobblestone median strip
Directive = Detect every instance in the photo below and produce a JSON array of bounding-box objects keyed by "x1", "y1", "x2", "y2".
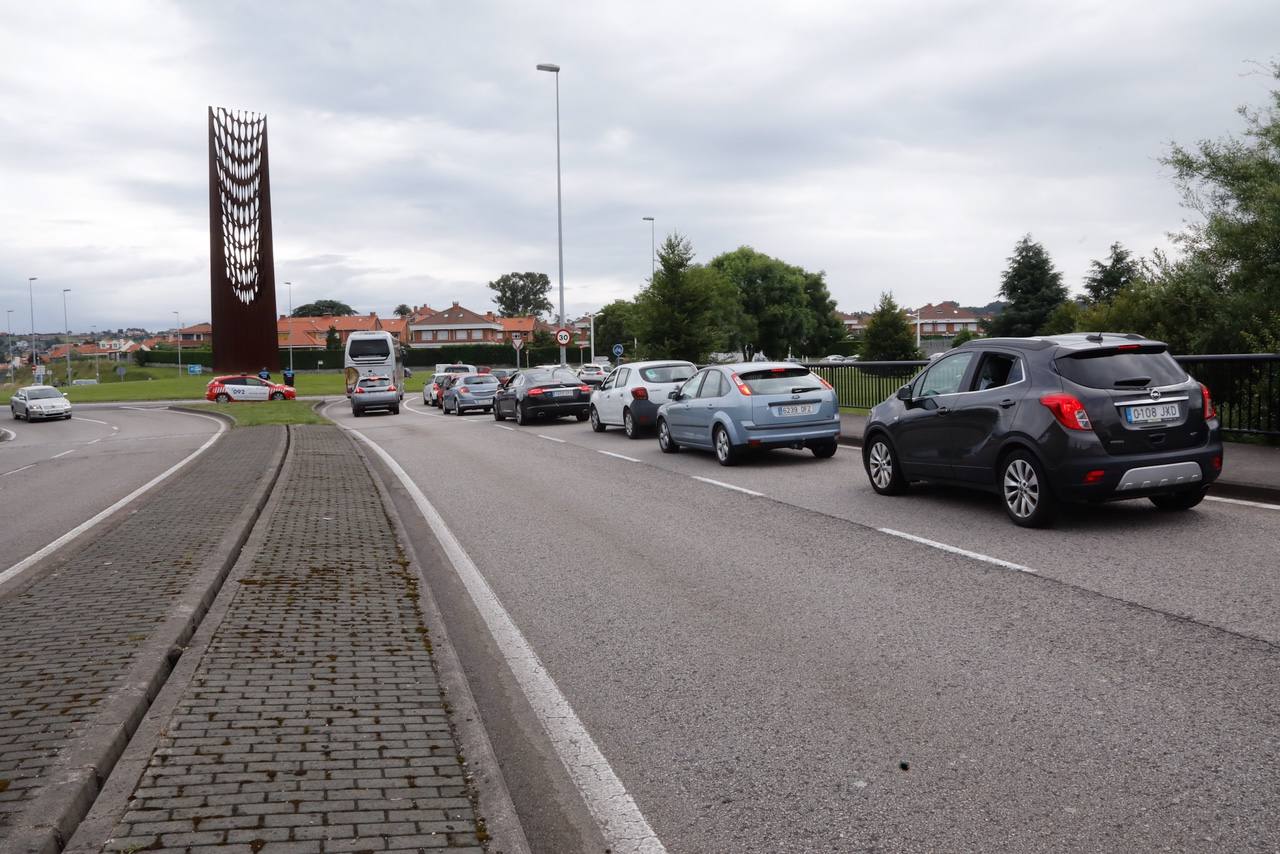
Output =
[
  {"x1": 87, "y1": 425, "x2": 485, "y2": 853},
  {"x1": 0, "y1": 425, "x2": 288, "y2": 853}
]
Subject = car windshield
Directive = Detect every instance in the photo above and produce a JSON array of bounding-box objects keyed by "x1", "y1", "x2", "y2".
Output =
[
  {"x1": 1056, "y1": 349, "x2": 1187, "y2": 389},
  {"x1": 28, "y1": 388, "x2": 62, "y2": 400},
  {"x1": 349, "y1": 339, "x2": 390, "y2": 359},
  {"x1": 738, "y1": 367, "x2": 823, "y2": 394},
  {"x1": 639, "y1": 364, "x2": 695, "y2": 383}
]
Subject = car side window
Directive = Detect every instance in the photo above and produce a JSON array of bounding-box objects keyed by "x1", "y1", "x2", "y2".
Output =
[
  {"x1": 616, "y1": 368, "x2": 631, "y2": 385},
  {"x1": 972, "y1": 353, "x2": 1021, "y2": 391},
  {"x1": 224, "y1": 378, "x2": 244, "y2": 386},
  {"x1": 600, "y1": 373, "x2": 614, "y2": 391},
  {"x1": 697, "y1": 371, "x2": 725, "y2": 398},
  {"x1": 918, "y1": 352, "x2": 974, "y2": 397},
  {"x1": 679, "y1": 372, "x2": 706, "y2": 399}
]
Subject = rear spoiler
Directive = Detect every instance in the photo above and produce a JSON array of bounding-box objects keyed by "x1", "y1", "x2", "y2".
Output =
[{"x1": 1059, "y1": 343, "x2": 1167, "y2": 360}]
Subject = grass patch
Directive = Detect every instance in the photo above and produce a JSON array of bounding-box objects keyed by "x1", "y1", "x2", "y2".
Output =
[{"x1": 187, "y1": 400, "x2": 331, "y2": 427}]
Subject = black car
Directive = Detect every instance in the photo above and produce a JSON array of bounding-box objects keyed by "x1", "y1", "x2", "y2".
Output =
[
  {"x1": 861, "y1": 334, "x2": 1222, "y2": 527},
  {"x1": 494, "y1": 368, "x2": 592, "y2": 425}
]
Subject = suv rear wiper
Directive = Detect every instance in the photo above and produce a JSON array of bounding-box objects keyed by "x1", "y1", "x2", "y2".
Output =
[{"x1": 1113, "y1": 376, "x2": 1152, "y2": 387}]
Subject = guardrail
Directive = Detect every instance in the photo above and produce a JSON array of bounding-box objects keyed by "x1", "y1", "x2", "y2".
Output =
[{"x1": 805, "y1": 354, "x2": 1279, "y2": 437}]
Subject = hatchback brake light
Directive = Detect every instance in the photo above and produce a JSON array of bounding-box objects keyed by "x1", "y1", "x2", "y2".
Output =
[
  {"x1": 354, "y1": 387, "x2": 365, "y2": 394},
  {"x1": 458, "y1": 386, "x2": 468, "y2": 394},
  {"x1": 1200, "y1": 383, "x2": 1216, "y2": 420},
  {"x1": 631, "y1": 386, "x2": 649, "y2": 400},
  {"x1": 816, "y1": 375, "x2": 833, "y2": 391},
  {"x1": 387, "y1": 385, "x2": 396, "y2": 393},
  {"x1": 1039, "y1": 393, "x2": 1092, "y2": 430},
  {"x1": 730, "y1": 373, "x2": 752, "y2": 396}
]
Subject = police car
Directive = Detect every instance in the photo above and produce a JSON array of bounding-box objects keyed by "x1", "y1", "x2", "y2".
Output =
[{"x1": 206, "y1": 375, "x2": 297, "y2": 403}]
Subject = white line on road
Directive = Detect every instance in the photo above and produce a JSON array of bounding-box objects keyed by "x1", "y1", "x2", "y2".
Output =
[
  {"x1": 877, "y1": 527, "x2": 1037, "y2": 573},
  {"x1": 691, "y1": 475, "x2": 764, "y2": 497},
  {"x1": 87, "y1": 438, "x2": 102, "y2": 445},
  {"x1": 0, "y1": 428, "x2": 14, "y2": 442},
  {"x1": 51, "y1": 449, "x2": 76, "y2": 459},
  {"x1": 72, "y1": 416, "x2": 111, "y2": 426},
  {"x1": 0, "y1": 410, "x2": 227, "y2": 587},
  {"x1": 1206, "y1": 495, "x2": 1280, "y2": 511},
  {"x1": 1, "y1": 465, "x2": 35, "y2": 478},
  {"x1": 343, "y1": 426, "x2": 667, "y2": 854},
  {"x1": 494, "y1": 424, "x2": 515, "y2": 431},
  {"x1": 537, "y1": 434, "x2": 566, "y2": 443},
  {"x1": 597, "y1": 450, "x2": 640, "y2": 462}
]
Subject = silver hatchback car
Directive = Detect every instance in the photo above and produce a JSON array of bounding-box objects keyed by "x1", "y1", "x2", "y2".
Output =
[
  {"x1": 351, "y1": 375, "x2": 400, "y2": 417},
  {"x1": 656, "y1": 362, "x2": 841, "y2": 465},
  {"x1": 441, "y1": 373, "x2": 500, "y2": 415}
]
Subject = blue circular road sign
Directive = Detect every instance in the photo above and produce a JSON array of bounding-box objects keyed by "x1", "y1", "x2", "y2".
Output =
[{"x1": 612, "y1": 343, "x2": 625, "y2": 358}]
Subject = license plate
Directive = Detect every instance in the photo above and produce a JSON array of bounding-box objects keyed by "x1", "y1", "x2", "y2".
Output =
[
  {"x1": 554, "y1": 389, "x2": 574, "y2": 397},
  {"x1": 777, "y1": 404, "x2": 817, "y2": 416},
  {"x1": 1126, "y1": 403, "x2": 1180, "y2": 423}
]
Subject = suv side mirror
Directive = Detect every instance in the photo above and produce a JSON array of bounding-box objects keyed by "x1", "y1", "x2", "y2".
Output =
[{"x1": 896, "y1": 385, "x2": 912, "y2": 402}]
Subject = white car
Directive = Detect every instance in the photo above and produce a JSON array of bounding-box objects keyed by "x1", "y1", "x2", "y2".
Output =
[
  {"x1": 577, "y1": 364, "x2": 608, "y2": 385},
  {"x1": 10, "y1": 385, "x2": 72, "y2": 421},
  {"x1": 588, "y1": 360, "x2": 696, "y2": 439}
]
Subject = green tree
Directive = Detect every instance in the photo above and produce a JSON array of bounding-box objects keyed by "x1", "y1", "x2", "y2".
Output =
[
  {"x1": 634, "y1": 233, "x2": 739, "y2": 363},
  {"x1": 393, "y1": 304, "x2": 412, "y2": 318},
  {"x1": 593, "y1": 300, "x2": 639, "y2": 358},
  {"x1": 951, "y1": 329, "x2": 979, "y2": 348},
  {"x1": 986, "y1": 235, "x2": 1067, "y2": 337},
  {"x1": 293, "y1": 300, "x2": 356, "y2": 317},
  {"x1": 708, "y1": 246, "x2": 812, "y2": 360},
  {"x1": 1040, "y1": 299, "x2": 1084, "y2": 335},
  {"x1": 1083, "y1": 242, "x2": 1139, "y2": 304},
  {"x1": 799, "y1": 271, "x2": 848, "y2": 356},
  {"x1": 325, "y1": 326, "x2": 341, "y2": 351},
  {"x1": 488, "y1": 272, "x2": 553, "y2": 318},
  {"x1": 862, "y1": 292, "x2": 922, "y2": 361}
]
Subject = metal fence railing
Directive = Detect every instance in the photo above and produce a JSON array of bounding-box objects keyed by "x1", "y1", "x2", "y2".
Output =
[{"x1": 804, "y1": 354, "x2": 1279, "y2": 437}]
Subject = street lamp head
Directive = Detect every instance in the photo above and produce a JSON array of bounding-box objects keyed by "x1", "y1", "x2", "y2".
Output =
[
  {"x1": 536, "y1": 63, "x2": 560, "y2": 73},
  {"x1": 642, "y1": 216, "x2": 654, "y2": 222},
  {"x1": 63, "y1": 288, "x2": 70, "y2": 294},
  {"x1": 28, "y1": 277, "x2": 37, "y2": 283}
]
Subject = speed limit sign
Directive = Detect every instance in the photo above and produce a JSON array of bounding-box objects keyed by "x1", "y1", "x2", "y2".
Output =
[{"x1": 555, "y1": 328, "x2": 572, "y2": 346}]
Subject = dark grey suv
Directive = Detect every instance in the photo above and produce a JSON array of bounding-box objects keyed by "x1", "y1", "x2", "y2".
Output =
[{"x1": 861, "y1": 334, "x2": 1223, "y2": 527}]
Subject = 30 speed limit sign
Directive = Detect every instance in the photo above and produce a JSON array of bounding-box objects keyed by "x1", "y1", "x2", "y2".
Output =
[{"x1": 555, "y1": 328, "x2": 572, "y2": 346}]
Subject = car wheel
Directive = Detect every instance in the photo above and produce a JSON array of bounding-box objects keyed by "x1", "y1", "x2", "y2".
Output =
[
  {"x1": 65, "y1": 413, "x2": 73, "y2": 420},
  {"x1": 392, "y1": 406, "x2": 400, "y2": 415},
  {"x1": 10, "y1": 407, "x2": 17, "y2": 420},
  {"x1": 623, "y1": 409, "x2": 640, "y2": 440},
  {"x1": 1000, "y1": 450, "x2": 1055, "y2": 528},
  {"x1": 353, "y1": 408, "x2": 362, "y2": 418},
  {"x1": 864, "y1": 434, "x2": 908, "y2": 495},
  {"x1": 714, "y1": 425, "x2": 738, "y2": 467},
  {"x1": 494, "y1": 403, "x2": 506, "y2": 421},
  {"x1": 515, "y1": 402, "x2": 529, "y2": 426},
  {"x1": 1150, "y1": 487, "x2": 1208, "y2": 512},
  {"x1": 215, "y1": 393, "x2": 231, "y2": 404},
  {"x1": 589, "y1": 406, "x2": 606, "y2": 432},
  {"x1": 811, "y1": 439, "x2": 838, "y2": 459},
  {"x1": 576, "y1": 410, "x2": 589, "y2": 422},
  {"x1": 270, "y1": 391, "x2": 285, "y2": 401},
  {"x1": 657, "y1": 418, "x2": 679, "y2": 453}
]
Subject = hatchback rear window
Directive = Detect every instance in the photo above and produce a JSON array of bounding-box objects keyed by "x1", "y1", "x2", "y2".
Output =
[
  {"x1": 639, "y1": 364, "x2": 695, "y2": 383},
  {"x1": 349, "y1": 339, "x2": 390, "y2": 359},
  {"x1": 358, "y1": 378, "x2": 391, "y2": 389},
  {"x1": 1055, "y1": 349, "x2": 1187, "y2": 389},
  {"x1": 738, "y1": 367, "x2": 823, "y2": 394},
  {"x1": 463, "y1": 375, "x2": 498, "y2": 384}
]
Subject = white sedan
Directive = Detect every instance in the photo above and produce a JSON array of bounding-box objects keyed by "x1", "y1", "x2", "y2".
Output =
[{"x1": 10, "y1": 385, "x2": 73, "y2": 421}]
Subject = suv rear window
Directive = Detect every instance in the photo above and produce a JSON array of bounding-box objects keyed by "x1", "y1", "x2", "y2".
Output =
[
  {"x1": 738, "y1": 367, "x2": 823, "y2": 394},
  {"x1": 639, "y1": 364, "x2": 695, "y2": 383},
  {"x1": 349, "y1": 339, "x2": 390, "y2": 359},
  {"x1": 1055, "y1": 349, "x2": 1187, "y2": 389}
]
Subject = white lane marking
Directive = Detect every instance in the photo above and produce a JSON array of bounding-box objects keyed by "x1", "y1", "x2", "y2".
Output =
[
  {"x1": 537, "y1": 434, "x2": 566, "y2": 443},
  {"x1": 87, "y1": 438, "x2": 102, "y2": 445},
  {"x1": 403, "y1": 402, "x2": 431, "y2": 416},
  {"x1": 877, "y1": 527, "x2": 1037, "y2": 574},
  {"x1": 51, "y1": 449, "x2": 76, "y2": 459},
  {"x1": 72, "y1": 416, "x2": 111, "y2": 426},
  {"x1": 344, "y1": 426, "x2": 667, "y2": 854},
  {"x1": 691, "y1": 475, "x2": 764, "y2": 497},
  {"x1": 598, "y1": 450, "x2": 640, "y2": 463},
  {"x1": 0, "y1": 428, "x2": 14, "y2": 442},
  {"x1": 494, "y1": 424, "x2": 515, "y2": 432},
  {"x1": 1206, "y1": 495, "x2": 1280, "y2": 511},
  {"x1": 1, "y1": 465, "x2": 35, "y2": 478},
  {"x1": 0, "y1": 411, "x2": 227, "y2": 587}
]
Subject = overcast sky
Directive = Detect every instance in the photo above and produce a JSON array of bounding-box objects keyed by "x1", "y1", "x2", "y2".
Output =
[{"x1": 1, "y1": 0, "x2": 1276, "y2": 334}]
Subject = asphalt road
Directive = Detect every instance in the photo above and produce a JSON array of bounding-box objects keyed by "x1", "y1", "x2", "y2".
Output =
[
  {"x1": 333, "y1": 398, "x2": 1280, "y2": 853},
  {"x1": 0, "y1": 405, "x2": 221, "y2": 575}
]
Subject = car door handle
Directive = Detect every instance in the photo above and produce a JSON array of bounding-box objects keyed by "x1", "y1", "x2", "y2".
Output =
[
  {"x1": 999, "y1": 399, "x2": 1015, "y2": 409},
  {"x1": 936, "y1": 406, "x2": 950, "y2": 416}
]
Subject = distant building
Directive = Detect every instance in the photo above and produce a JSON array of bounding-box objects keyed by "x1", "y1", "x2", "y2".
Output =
[
  {"x1": 838, "y1": 311, "x2": 869, "y2": 336},
  {"x1": 277, "y1": 314, "x2": 384, "y2": 350},
  {"x1": 912, "y1": 302, "x2": 986, "y2": 336},
  {"x1": 405, "y1": 302, "x2": 503, "y2": 347}
]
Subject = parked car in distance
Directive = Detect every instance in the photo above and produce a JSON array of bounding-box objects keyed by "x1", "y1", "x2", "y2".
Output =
[
  {"x1": 206, "y1": 375, "x2": 297, "y2": 403},
  {"x1": 861, "y1": 333, "x2": 1223, "y2": 527},
  {"x1": 655, "y1": 363, "x2": 840, "y2": 465},
  {"x1": 351, "y1": 374, "x2": 400, "y2": 417},
  {"x1": 435, "y1": 363, "x2": 476, "y2": 376},
  {"x1": 493, "y1": 368, "x2": 592, "y2": 425},
  {"x1": 10, "y1": 385, "x2": 72, "y2": 421},
  {"x1": 489, "y1": 368, "x2": 515, "y2": 385},
  {"x1": 590, "y1": 360, "x2": 696, "y2": 438},
  {"x1": 422, "y1": 373, "x2": 439, "y2": 405},
  {"x1": 577, "y1": 363, "x2": 608, "y2": 385},
  {"x1": 442, "y1": 373, "x2": 501, "y2": 415}
]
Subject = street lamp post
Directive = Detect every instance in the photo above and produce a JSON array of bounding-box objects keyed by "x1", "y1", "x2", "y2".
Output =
[
  {"x1": 28, "y1": 277, "x2": 37, "y2": 379},
  {"x1": 588, "y1": 312, "x2": 595, "y2": 362},
  {"x1": 5, "y1": 309, "x2": 13, "y2": 383},
  {"x1": 536, "y1": 62, "x2": 566, "y2": 366},
  {"x1": 62, "y1": 288, "x2": 71, "y2": 386},
  {"x1": 285, "y1": 280, "x2": 294, "y2": 373},
  {"x1": 173, "y1": 310, "x2": 182, "y2": 379},
  {"x1": 91, "y1": 324, "x2": 99, "y2": 381},
  {"x1": 642, "y1": 216, "x2": 655, "y2": 280}
]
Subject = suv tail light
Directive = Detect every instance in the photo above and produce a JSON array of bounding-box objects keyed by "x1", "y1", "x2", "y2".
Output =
[
  {"x1": 631, "y1": 386, "x2": 649, "y2": 400},
  {"x1": 730, "y1": 373, "x2": 752, "y2": 396},
  {"x1": 1039, "y1": 393, "x2": 1092, "y2": 430},
  {"x1": 1200, "y1": 383, "x2": 1216, "y2": 420}
]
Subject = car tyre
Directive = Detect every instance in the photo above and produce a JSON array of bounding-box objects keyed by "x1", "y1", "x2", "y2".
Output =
[
  {"x1": 270, "y1": 391, "x2": 285, "y2": 400},
  {"x1": 576, "y1": 410, "x2": 589, "y2": 422},
  {"x1": 494, "y1": 404, "x2": 506, "y2": 421},
  {"x1": 657, "y1": 418, "x2": 679, "y2": 453},
  {"x1": 1000, "y1": 450, "x2": 1055, "y2": 528},
  {"x1": 1149, "y1": 487, "x2": 1208, "y2": 512},
  {"x1": 392, "y1": 405, "x2": 400, "y2": 415},
  {"x1": 623, "y1": 409, "x2": 640, "y2": 440},
  {"x1": 515, "y1": 402, "x2": 529, "y2": 426},
  {"x1": 811, "y1": 439, "x2": 838, "y2": 459},
  {"x1": 10, "y1": 407, "x2": 17, "y2": 420},
  {"x1": 713, "y1": 425, "x2": 738, "y2": 467},
  {"x1": 589, "y1": 406, "x2": 606, "y2": 432},
  {"x1": 353, "y1": 408, "x2": 362, "y2": 418},
  {"x1": 864, "y1": 434, "x2": 908, "y2": 495},
  {"x1": 215, "y1": 393, "x2": 231, "y2": 404}
]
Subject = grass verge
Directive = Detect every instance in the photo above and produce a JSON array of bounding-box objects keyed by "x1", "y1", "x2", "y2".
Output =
[{"x1": 185, "y1": 400, "x2": 331, "y2": 427}]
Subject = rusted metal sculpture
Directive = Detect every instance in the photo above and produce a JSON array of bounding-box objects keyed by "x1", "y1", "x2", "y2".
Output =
[{"x1": 208, "y1": 106, "x2": 280, "y2": 372}]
